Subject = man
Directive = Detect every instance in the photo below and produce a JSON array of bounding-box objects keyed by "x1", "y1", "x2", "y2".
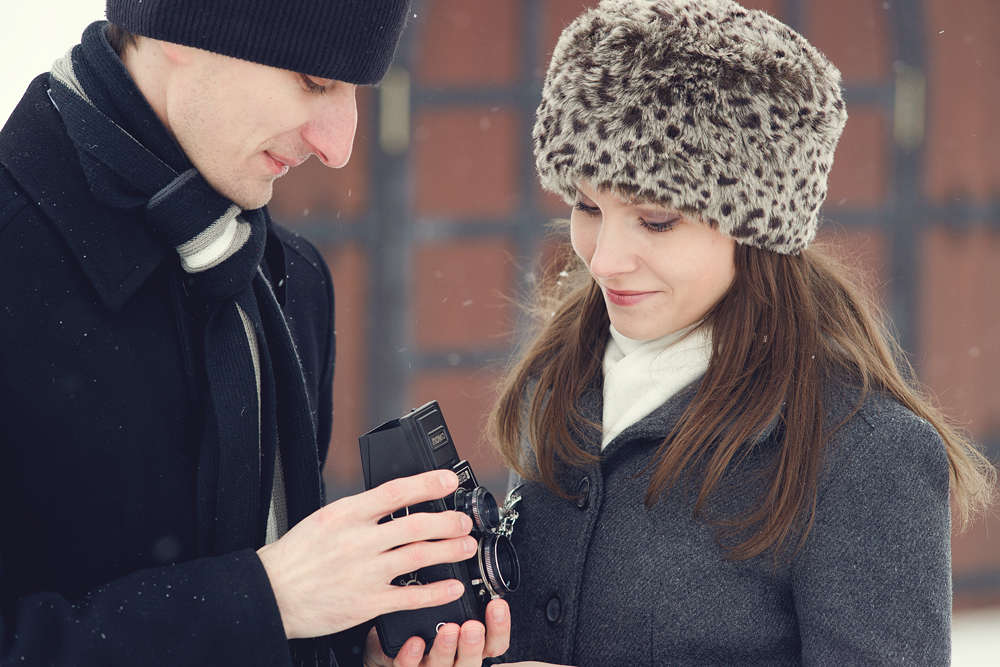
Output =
[{"x1": 0, "y1": 1, "x2": 507, "y2": 665}]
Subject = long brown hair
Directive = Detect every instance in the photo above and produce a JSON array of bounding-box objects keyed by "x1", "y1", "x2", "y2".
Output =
[{"x1": 490, "y1": 235, "x2": 995, "y2": 560}]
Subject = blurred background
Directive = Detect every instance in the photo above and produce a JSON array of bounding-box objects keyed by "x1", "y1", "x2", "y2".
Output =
[{"x1": 3, "y1": 0, "x2": 998, "y2": 660}]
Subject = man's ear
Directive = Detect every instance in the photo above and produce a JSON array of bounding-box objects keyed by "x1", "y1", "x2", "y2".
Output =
[{"x1": 156, "y1": 40, "x2": 193, "y2": 65}]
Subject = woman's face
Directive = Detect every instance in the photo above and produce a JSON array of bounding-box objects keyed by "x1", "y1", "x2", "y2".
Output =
[{"x1": 570, "y1": 182, "x2": 736, "y2": 341}]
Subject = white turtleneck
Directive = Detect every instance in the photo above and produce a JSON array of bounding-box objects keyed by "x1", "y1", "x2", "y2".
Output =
[{"x1": 601, "y1": 324, "x2": 711, "y2": 449}]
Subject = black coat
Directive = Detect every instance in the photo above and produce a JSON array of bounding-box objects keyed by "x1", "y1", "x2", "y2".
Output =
[{"x1": 0, "y1": 76, "x2": 351, "y2": 666}]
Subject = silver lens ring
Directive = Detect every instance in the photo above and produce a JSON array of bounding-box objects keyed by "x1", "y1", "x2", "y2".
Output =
[
  {"x1": 478, "y1": 534, "x2": 520, "y2": 597},
  {"x1": 470, "y1": 487, "x2": 499, "y2": 532},
  {"x1": 471, "y1": 490, "x2": 485, "y2": 532}
]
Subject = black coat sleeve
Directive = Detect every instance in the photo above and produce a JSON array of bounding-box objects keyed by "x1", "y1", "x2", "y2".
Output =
[{"x1": 0, "y1": 549, "x2": 294, "y2": 667}]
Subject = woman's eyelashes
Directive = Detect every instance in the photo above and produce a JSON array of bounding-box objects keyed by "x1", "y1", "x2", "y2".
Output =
[
  {"x1": 640, "y1": 217, "x2": 679, "y2": 233},
  {"x1": 574, "y1": 199, "x2": 679, "y2": 233}
]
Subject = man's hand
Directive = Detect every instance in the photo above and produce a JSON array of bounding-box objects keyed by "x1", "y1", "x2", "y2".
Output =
[
  {"x1": 364, "y1": 599, "x2": 510, "y2": 667},
  {"x1": 257, "y1": 470, "x2": 477, "y2": 639}
]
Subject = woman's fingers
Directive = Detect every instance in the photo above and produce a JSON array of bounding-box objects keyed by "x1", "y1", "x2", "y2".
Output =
[
  {"x1": 419, "y1": 622, "x2": 461, "y2": 667},
  {"x1": 414, "y1": 620, "x2": 486, "y2": 667},
  {"x1": 453, "y1": 621, "x2": 487, "y2": 666},
  {"x1": 367, "y1": 609, "x2": 510, "y2": 667},
  {"x1": 483, "y1": 599, "x2": 511, "y2": 658}
]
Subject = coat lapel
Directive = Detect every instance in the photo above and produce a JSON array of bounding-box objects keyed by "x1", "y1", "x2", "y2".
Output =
[{"x1": 0, "y1": 75, "x2": 170, "y2": 312}]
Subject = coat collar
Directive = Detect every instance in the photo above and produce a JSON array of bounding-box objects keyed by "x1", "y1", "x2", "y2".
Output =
[
  {"x1": 592, "y1": 374, "x2": 783, "y2": 463},
  {"x1": 1, "y1": 75, "x2": 169, "y2": 312},
  {"x1": 0, "y1": 75, "x2": 287, "y2": 312}
]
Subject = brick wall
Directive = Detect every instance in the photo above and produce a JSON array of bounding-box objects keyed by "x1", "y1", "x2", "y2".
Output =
[{"x1": 269, "y1": 0, "x2": 1000, "y2": 609}]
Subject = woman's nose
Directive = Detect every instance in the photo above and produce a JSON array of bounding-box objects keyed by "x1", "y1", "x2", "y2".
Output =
[{"x1": 588, "y1": 218, "x2": 638, "y2": 279}]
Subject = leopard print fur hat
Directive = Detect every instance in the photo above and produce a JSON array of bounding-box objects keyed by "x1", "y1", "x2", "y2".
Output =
[{"x1": 534, "y1": 0, "x2": 848, "y2": 254}]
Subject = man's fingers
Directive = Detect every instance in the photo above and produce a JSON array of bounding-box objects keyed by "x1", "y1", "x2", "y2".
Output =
[
  {"x1": 353, "y1": 470, "x2": 460, "y2": 522},
  {"x1": 379, "y1": 578, "x2": 467, "y2": 615},
  {"x1": 257, "y1": 467, "x2": 490, "y2": 640},
  {"x1": 381, "y1": 535, "x2": 477, "y2": 581},
  {"x1": 376, "y1": 508, "x2": 473, "y2": 551}
]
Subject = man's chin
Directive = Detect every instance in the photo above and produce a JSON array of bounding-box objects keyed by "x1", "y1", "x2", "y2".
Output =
[{"x1": 218, "y1": 180, "x2": 274, "y2": 211}]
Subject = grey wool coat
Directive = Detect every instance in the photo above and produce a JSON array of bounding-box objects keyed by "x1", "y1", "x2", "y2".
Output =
[{"x1": 503, "y1": 378, "x2": 952, "y2": 666}]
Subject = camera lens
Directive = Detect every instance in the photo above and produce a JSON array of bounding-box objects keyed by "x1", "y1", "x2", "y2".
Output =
[
  {"x1": 455, "y1": 487, "x2": 500, "y2": 533},
  {"x1": 479, "y1": 534, "x2": 520, "y2": 596}
]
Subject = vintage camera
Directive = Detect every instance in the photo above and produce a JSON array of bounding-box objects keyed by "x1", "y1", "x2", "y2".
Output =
[{"x1": 359, "y1": 400, "x2": 520, "y2": 658}]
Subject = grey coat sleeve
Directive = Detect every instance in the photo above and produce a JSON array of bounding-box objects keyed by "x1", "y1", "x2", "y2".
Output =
[{"x1": 791, "y1": 399, "x2": 953, "y2": 665}]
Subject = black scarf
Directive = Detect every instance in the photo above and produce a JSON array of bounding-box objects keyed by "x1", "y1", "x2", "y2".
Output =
[{"x1": 48, "y1": 23, "x2": 324, "y2": 558}]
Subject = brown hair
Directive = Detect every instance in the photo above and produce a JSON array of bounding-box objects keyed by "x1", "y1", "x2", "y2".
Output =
[
  {"x1": 490, "y1": 233, "x2": 995, "y2": 560},
  {"x1": 106, "y1": 23, "x2": 138, "y2": 60}
]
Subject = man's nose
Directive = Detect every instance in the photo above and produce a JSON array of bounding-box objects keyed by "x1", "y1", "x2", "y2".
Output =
[{"x1": 302, "y1": 85, "x2": 358, "y2": 168}]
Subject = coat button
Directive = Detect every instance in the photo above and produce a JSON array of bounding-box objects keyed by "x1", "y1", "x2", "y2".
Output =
[
  {"x1": 545, "y1": 594, "x2": 563, "y2": 625},
  {"x1": 576, "y1": 476, "x2": 591, "y2": 509}
]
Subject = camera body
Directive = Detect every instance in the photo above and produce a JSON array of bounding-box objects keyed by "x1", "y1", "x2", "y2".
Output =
[{"x1": 359, "y1": 400, "x2": 519, "y2": 658}]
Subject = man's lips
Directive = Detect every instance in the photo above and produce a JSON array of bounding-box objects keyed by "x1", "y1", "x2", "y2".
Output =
[
  {"x1": 603, "y1": 287, "x2": 655, "y2": 306},
  {"x1": 263, "y1": 151, "x2": 303, "y2": 175}
]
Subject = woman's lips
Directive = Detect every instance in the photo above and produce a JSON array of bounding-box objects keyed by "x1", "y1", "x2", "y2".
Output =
[{"x1": 603, "y1": 287, "x2": 654, "y2": 306}]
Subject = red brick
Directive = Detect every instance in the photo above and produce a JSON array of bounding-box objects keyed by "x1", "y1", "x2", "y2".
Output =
[
  {"x1": 953, "y1": 485, "x2": 1000, "y2": 610},
  {"x1": 953, "y1": 509, "x2": 1000, "y2": 600},
  {"x1": 413, "y1": 108, "x2": 520, "y2": 218},
  {"x1": 923, "y1": 0, "x2": 1000, "y2": 203},
  {"x1": 919, "y1": 226, "x2": 1000, "y2": 439},
  {"x1": 825, "y1": 108, "x2": 889, "y2": 208},
  {"x1": 415, "y1": 0, "x2": 520, "y2": 86},
  {"x1": 537, "y1": 181, "x2": 571, "y2": 217},
  {"x1": 814, "y1": 226, "x2": 889, "y2": 307},
  {"x1": 413, "y1": 240, "x2": 515, "y2": 349},
  {"x1": 806, "y1": 0, "x2": 890, "y2": 84},
  {"x1": 319, "y1": 244, "x2": 369, "y2": 486},
  {"x1": 740, "y1": 0, "x2": 783, "y2": 18}
]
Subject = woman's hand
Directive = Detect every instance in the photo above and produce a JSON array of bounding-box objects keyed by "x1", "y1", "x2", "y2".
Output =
[{"x1": 364, "y1": 599, "x2": 510, "y2": 667}]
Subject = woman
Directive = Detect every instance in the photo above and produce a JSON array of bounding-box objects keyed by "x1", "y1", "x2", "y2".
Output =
[{"x1": 488, "y1": 0, "x2": 995, "y2": 665}]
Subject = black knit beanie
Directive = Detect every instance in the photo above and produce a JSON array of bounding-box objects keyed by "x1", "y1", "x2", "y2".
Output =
[{"x1": 106, "y1": 0, "x2": 411, "y2": 85}]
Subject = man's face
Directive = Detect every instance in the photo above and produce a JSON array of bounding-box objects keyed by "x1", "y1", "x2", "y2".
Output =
[{"x1": 159, "y1": 43, "x2": 357, "y2": 209}]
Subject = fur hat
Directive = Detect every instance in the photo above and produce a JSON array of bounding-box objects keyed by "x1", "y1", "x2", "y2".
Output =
[
  {"x1": 534, "y1": 0, "x2": 847, "y2": 254},
  {"x1": 106, "y1": 0, "x2": 411, "y2": 85}
]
